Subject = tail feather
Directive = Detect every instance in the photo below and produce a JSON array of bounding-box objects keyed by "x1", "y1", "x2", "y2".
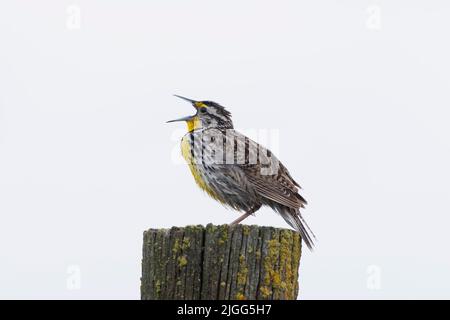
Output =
[{"x1": 281, "y1": 208, "x2": 316, "y2": 250}]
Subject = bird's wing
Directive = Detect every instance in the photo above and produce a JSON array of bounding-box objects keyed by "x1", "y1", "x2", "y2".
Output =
[{"x1": 226, "y1": 130, "x2": 307, "y2": 209}]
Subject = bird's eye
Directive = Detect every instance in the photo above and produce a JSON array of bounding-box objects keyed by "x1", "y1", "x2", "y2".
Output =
[{"x1": 200, "y1": 108, "x2": 207, "y2": 114}]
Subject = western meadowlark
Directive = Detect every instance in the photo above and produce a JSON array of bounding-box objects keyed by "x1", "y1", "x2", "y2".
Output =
[{"x1": 167, "y1": 95, "x2": 315, "y2": 249}]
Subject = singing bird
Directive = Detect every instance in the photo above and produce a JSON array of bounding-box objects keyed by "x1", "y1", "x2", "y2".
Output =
[{"x1": 167, "y1": 95, "x2": 315, "y2": 249}]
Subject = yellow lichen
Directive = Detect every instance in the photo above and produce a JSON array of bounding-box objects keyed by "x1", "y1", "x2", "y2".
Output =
[
  {"x1": 261, "y1": 237, "x2": 284, "y2": 298},
  {"x1": 272, "y1": 272, "x2": 281, "y2": 287},
  {"x1": 263, "y1": 239, "x2": 280, "y2": 285},
  {"x1": 235, "y1": 293, "x2": 246, "y2": 300},
  {"x1": 279, "y1": 230, "x2": 294, "y2": 297},
  {"x1": 291, "y1": 232, "x2": 302, "y2": 296}
]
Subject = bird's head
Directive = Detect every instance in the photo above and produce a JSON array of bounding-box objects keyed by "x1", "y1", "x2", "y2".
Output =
[{"x1": 167, "y1": 95, "x2": 233, "y2": 132}]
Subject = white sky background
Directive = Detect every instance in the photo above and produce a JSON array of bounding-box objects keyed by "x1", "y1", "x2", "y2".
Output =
[{"x1": 1, "y1": 1, "x2": 450, "y2": 299}]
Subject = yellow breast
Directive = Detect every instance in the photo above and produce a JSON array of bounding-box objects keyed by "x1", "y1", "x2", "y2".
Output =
[{"x1": 181, "y1": 135, "x2": 224, "y2": 203}]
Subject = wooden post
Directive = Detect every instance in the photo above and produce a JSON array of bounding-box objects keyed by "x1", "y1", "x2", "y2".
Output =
[{"x1": 141, "y1": 224, "x2": 302, "y2": 300}]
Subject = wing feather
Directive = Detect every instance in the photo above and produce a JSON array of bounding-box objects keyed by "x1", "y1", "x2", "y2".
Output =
[{"x1": 226, "y1": 130, "x2": 306, "y2": 209}]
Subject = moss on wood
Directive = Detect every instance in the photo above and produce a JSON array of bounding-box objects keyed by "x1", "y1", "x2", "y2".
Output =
[{"x1": 141, "y1": 224, "x2": 302, "y2": 300}]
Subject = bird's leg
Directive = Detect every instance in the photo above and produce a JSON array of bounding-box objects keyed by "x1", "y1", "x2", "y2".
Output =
[
  {"x1": 229, "y1": 205, "x2": 261, "y2": 226},
  {"x1": 229, "y1": 212, "x2": 252, "y2": 225}
]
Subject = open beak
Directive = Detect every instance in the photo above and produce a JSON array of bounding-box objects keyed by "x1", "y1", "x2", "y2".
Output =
[
  {"x1": 173, "y1": 94, "x2": 197, "y2": 105},
  {"x1": 166, "y1": 95, "x2": 199, "y2": 123},
  {"x1": 166, "y1": 115, "x2": 194, "y2": 123}
]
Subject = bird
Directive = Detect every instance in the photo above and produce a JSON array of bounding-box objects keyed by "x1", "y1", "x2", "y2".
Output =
[{"x1": 167, "y1": 95, "x2": 315, "y2": 249}]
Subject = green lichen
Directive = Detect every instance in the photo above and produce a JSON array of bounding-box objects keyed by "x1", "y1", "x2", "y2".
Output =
[
  {"x1": 259, "y1": 286, "x2": 271, "y2": 298},
  {"x1": 206, "y1": 223, "x2": 217, "y2": 233},
  {"x1": 182, "y1": 237, "x2": 191, "y2": 249},
  {"x1": 172, "y1": 239, "x2": 181, "y2": 254},
  {"x1": 157, "y1": 229, "x2": 166, "y2": 237},
  {"x1": 237, "y1": 255, "x2": 248, "y2": 285},
  {"x1": 178, "y1": 255, "x2": 188, "y2": 267},
  {"x1": 186, "y1": 224, "x2": 203, "y2": 230},
  {"x1": 242, "y1": 225, "x2": 250, "y2": 236},
  {"x1": 155, "y1": 280, "x2": 161, "y2": 295},
  {"x1": 218, "y1": 225, "x2": 228, "y2": 245}
]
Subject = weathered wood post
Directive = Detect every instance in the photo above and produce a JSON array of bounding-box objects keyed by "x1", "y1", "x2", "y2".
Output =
[{"x1": 141, "y1": 224, "x2": 302, "y2": 300}]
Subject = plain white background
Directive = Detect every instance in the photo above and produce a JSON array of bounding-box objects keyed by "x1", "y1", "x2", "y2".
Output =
[{"x1": 1, "y1": 1, "x2": 450, "y2": 299}]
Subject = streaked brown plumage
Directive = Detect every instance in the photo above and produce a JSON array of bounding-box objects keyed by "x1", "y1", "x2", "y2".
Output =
[{"x1": 168, "y1": 95, "x2": 315, "y2": 249}]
